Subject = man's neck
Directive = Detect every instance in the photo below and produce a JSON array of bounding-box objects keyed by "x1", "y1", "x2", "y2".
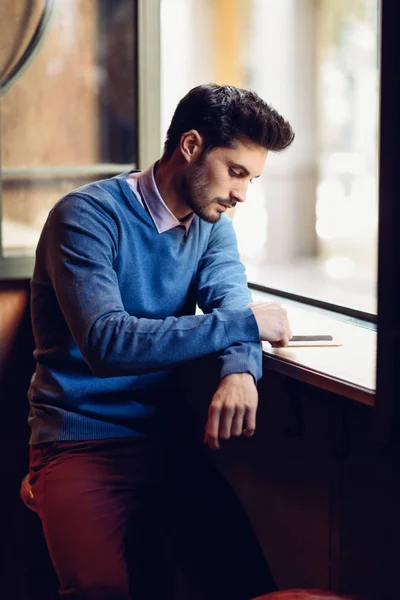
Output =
[{"x1": 154, "y1": 158, "x2": 193, "y2": 221}]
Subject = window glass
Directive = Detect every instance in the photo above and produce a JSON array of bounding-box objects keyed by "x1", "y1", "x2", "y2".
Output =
[
  {"x1": 161, "y1": 0, "x2": 380, "y2": 314},
  {"x1": 0, "y1": 0, "x2": 138, "y2": 257}
]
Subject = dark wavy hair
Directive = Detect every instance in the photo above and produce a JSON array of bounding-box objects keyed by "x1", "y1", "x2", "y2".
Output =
[{"x1": 163, "y1": 83, "x2": 295, "y2": 159}]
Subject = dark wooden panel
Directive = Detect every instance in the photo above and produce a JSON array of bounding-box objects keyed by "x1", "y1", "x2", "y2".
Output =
[{"x1": 339, "y1": 404, "x2": 400, "y2": 600}]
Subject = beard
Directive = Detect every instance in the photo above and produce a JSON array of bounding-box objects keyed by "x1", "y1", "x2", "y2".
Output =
[{"x1": 180, "y1": 155, "x2": 235, "y2": 223}]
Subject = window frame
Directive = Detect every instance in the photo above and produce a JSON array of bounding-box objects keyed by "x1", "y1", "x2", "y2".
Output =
[
  {"x1": 375, "y1": 0, "x2": 400, "y2": 441},
  {"x1": 249, "y1": 282, "x2": 377, "y2": 326}
]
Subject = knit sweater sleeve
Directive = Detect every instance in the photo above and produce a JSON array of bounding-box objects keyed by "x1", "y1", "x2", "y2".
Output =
[
  {"x1": 195, "y1": 215, "x2": 263, "y2": 383},
  {"x1": 42, "y1": 194, "x2": 260, "y2": 377}
]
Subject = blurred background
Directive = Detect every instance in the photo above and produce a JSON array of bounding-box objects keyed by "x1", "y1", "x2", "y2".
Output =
[
  {"x1": 1, "y1": 0, "x2": 138, "y2": 255},
  {"x1": 161, "y1": 0, "x2": 380, "y2": 314}
]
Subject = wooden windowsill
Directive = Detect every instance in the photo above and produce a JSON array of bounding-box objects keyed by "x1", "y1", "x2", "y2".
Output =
[{"x1": 254, "y1": 291, "x2": 376, "y2": 406}]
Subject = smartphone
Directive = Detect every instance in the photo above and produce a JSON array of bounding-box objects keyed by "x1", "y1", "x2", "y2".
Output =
[{"x1": 288, "y1": 335, "x2": 342, "y2": 347}]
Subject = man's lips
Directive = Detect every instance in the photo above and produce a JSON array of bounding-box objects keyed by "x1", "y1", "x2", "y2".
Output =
[{"x1": 217, "y1": 201, "x2": 235, "y2": 210}]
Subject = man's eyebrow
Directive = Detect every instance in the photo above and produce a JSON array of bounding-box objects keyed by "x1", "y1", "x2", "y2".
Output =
[{"x1": 229, "y1": 162, "x2": 260, "y2": 178}]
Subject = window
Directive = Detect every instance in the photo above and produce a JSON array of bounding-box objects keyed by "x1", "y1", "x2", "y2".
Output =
[
  {"x1": 0, "y1": 0, "x2": 138, "y2": 268},
  {"x1": 160, "y1": 0, "x2": 380, "y2": 315}
]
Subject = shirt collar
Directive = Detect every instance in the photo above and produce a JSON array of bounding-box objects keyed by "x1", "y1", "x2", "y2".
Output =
[{"x1": 128, "y1": 162, "x2": 195, "y2": 235}]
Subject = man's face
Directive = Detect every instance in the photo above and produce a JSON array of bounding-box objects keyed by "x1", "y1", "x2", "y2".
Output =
[{"x1": 181, "y1": 140, "x2": 268, "y2": 223}]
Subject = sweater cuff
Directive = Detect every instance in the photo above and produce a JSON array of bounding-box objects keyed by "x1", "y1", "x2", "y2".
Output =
[
  {"x1": 219, "y1": 353, "x2": 260, "y2": 384},
  {"x1": 218, "y1": 307, "x2": 260, "y2": 345}
]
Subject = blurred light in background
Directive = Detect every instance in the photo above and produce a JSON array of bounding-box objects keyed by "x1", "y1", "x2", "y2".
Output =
[{"x1": 161, "y1": 0, "x2": 379, "y2": 313}]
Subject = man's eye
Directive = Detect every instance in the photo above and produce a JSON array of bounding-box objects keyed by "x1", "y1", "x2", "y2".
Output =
[{"x1": 229, "y1": 168, "x2": 241, "y2": 177}]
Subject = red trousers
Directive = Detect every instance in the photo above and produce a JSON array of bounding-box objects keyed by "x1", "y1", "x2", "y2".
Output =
[{"x1": 29, "y1": 435, "x2": 277, "y2": 599}]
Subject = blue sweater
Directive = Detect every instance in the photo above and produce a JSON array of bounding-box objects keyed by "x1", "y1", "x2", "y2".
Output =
[{"x1": 28, "y1": 172, "x2": 262, "y2": 443}]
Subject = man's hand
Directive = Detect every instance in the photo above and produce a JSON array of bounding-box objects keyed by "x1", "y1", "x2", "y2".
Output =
[
  {"x1": 248, "y1": 300, "x2": 292, "y2": 347},
  {"x1": 204, "y1": 373, "x2": 258, "y2": 450}
]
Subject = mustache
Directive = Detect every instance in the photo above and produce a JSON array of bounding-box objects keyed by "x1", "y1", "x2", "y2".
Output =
[{"x1": 216, "y1": 198, "x2": 236, "y2": 208}]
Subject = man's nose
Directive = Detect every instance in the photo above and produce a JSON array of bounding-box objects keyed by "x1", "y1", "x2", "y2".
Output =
[{"x1": 230, "y1": 183, "x2": 248, "y2": 203}]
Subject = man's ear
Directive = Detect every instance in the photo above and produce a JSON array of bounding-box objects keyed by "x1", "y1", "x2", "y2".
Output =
[{"x1": 180, "y1": 130, "x2": 203, "y2": 163}]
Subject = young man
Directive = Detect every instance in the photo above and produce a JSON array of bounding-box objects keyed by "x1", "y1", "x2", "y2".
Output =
[{"x1": 28, "y1": 84, "x2": 294, "y2": 599}]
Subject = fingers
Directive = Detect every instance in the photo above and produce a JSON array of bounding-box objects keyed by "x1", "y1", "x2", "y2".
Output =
[
  {"x1": 271, "y1": 338, "x2": 289, "y2": 348},
  {"x1": 271, "y1": 314, "x2": 292, "y2": 347},
  {"x1": 219, "y1": 404, "x2": 237, "y2": 439},
  {"x1": 204, "y1": 375, "x2": 258, "y2": 450},
  {"x1": 249, "y1": 299, "x2": 292, "y2": 344},
  {"x1": 274, "y1": 311, "x2": 292, "y2": 347},
  {"x1": 204, "y1": 402, "x2": 238, "y2": 450},
  {"x1": 286, "y1": 312, "x2": 293, "y2": 341},
  {"x1": 281, "y1": 308, "x2": 292, "y2": 345},
  {"x1": 230, "y1": 406, "x2": 246, "y2": 437},
  {"x1": 204, "y1": 431, "x2": 220, "y2": 450},
  {"x1": 204, "y1": 403, "x2": 221, "y2": 450},
  {"x1": 204, "y1": 404, "x2": 255, "y2": 449},
  {"x1": 243, "y1": 405, "x2": 256, "y2": 437}
]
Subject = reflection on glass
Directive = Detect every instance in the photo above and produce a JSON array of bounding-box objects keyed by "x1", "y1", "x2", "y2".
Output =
[
  {"x1": 1, "y1": 0, "x2": 138, "y2": 256},
  {"x1": 161, "y1": 0, "x2": 380, "y2": 313}
]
